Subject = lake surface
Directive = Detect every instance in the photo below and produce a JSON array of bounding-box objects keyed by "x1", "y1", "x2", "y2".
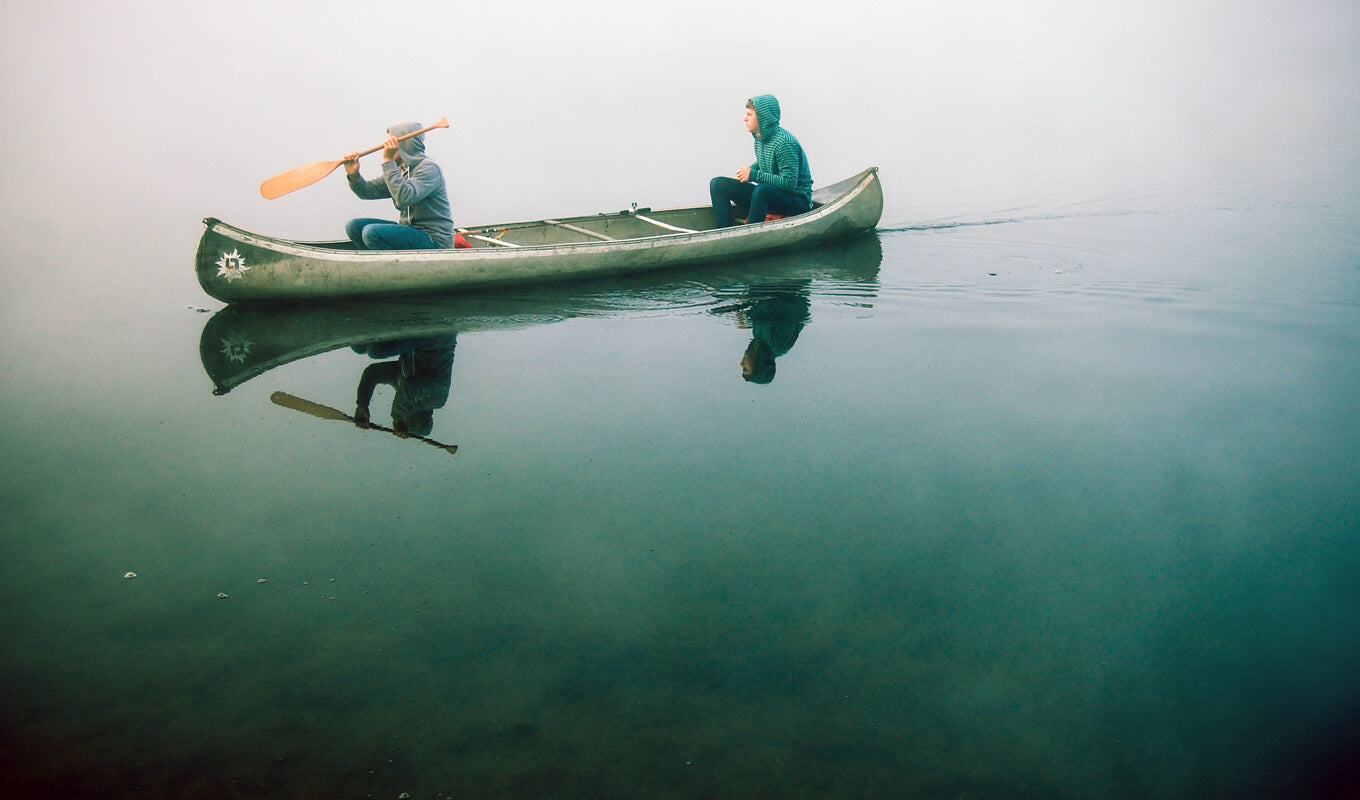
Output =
[{"x1": 1, "y1": 143, "x2": 1357, "y2": 799}]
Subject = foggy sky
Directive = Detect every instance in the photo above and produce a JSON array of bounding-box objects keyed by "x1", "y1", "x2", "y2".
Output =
[{"x1": 2, "y1": 0, "x2": 1357, "y2": 243}]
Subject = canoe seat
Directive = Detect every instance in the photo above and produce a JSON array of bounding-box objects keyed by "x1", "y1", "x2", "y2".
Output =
[
  {"x1": 456, "y1": 228, "x2": 521, "y2": 248},
  {"x1": 734, "y1": 213, "x2": 784, "y2": 225}
]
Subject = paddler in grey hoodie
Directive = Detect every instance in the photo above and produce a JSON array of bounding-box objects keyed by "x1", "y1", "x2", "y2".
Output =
[{"x1": 344, "y1": 122, "x2": 455, "y2": 249}]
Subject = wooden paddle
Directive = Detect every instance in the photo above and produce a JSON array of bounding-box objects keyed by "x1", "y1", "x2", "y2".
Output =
[
  {"x1": 270, "y1": 391, "x2": 458, "y2": 456},
  {"x1": 259, "y1": 118, "x2": 449, "y2": 199}
]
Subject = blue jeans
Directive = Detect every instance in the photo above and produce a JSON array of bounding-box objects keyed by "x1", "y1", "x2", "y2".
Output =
[
  {"x1": 709, "y1": 177, "x2": 811, "y2": 228},
  {"x1": 346, "y1": 218, "x2": 437, "y2": 250}
]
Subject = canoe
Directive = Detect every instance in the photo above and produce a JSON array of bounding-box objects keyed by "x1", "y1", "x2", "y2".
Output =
[
  {"x1": 196, "y1": 167, "x2": 883, "y2": 302},
  {"x1": 199, "y1": 233, "x2": 882, "y2": 394}
]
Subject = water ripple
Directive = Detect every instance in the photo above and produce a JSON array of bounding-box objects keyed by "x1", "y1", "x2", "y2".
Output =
[{"x1": 879, "y1": 208, "x2": 1154, "y2": 234}]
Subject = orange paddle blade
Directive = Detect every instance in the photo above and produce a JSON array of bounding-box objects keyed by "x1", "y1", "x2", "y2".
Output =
[
  {"x1": 260, "y1": 159, "x2": 345, "y2": 199},
  {"x1": 259, "y1": 118, "x2": 448, "y2": 200},
  {"x1": 262, "y1": 119, "x2": 454, "y2": 200}
]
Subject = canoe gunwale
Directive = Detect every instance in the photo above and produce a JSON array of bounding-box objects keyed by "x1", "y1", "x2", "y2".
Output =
[{"x1": 198, "y1": 167, "x2": 881, "y2": 301}]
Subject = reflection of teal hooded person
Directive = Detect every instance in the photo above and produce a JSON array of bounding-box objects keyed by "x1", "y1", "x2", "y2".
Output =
[
  {"x1": 352, "y1": 335, "x2": 456, "y2": 437},
  {"x1": 738, "y1": 285, "x2": 811, "y2": 384},
  {"x1": 344, "y1": 122, "x2": 455, "y2": 249}
]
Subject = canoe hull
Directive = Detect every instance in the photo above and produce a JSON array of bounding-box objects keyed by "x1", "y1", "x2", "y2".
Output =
[{"x1": 197, "y1": 168, "x2": 883, "y2": 302}]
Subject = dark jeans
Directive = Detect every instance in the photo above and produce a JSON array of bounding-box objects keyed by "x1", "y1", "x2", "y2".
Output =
[
  {"x1": 346, "y1": 218, "x2": 437, "y2": 250},
  {"x1": 709, "y1": 177, "x2": 811, "y2": 228}
]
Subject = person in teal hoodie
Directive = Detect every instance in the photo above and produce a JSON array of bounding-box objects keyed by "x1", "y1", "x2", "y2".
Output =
[
  {"x1": 344, "y1": 122, "x2": 455, "y2": 250},
  {"x1": 710, "y1": 94, "x2": 814, "y2": 228}
]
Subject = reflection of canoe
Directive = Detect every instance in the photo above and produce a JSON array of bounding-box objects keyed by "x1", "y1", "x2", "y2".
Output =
[
  {"x1": 200, "y1": 234, "x2": 882, "y2": 394},
  {"x1": 196, "y1": 168, "x2": 883, "y2": 302}
]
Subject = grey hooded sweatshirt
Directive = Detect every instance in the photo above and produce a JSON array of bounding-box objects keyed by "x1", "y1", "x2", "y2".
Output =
[{"x1": 347, "y1": 122, "x2": 455, "y2": 248}]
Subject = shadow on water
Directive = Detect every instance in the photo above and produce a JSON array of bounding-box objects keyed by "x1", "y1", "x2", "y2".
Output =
[{"x1": 197, "y1": 234, "x2": 878, "y2": 460}]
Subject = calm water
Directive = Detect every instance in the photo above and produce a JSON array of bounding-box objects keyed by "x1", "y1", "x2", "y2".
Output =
[{"x1": 1, "y1": 145, "x2": 1357, "y2": 799}]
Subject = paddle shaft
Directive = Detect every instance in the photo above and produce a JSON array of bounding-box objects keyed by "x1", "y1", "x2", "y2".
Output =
[
  {"x1": 260, "y1": 117, "x2": 449, "y2": 199},
  {"x1": 347, "y1": 117, "x2": 449, "y2": 161}
]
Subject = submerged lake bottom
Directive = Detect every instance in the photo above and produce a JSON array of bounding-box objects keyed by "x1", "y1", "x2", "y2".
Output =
[{"x1": 2, "y1": 166, "x2": 1358, "y2": 799}]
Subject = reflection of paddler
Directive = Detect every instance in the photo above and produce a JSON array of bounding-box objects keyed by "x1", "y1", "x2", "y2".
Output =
[
  {"x1": 734, "y1": 287, "x2": 811, "y2": 384},
  {"x1": 352, "y1": 335, "x2": 456, "y2": 436}
]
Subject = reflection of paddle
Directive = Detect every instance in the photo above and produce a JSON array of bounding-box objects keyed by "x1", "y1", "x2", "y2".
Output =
[
  {"x1": 259, "y1": 118, "x2": 449, "y2": 199},
  {"x1": 270, "y1": 391, "x2": 458, "y2": 456}
]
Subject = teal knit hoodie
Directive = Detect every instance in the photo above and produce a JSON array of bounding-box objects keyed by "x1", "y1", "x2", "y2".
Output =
[{"x1": 749, "y1": 95, "x2": 813, "y2": 202}]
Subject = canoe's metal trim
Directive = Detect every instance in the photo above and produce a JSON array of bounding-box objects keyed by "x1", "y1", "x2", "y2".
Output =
[
  {"x1": 545, "y1": 219, "x2": 616, "y2": 241},
  {"x1": 633, "y1": 214, "x2": 697, "y2": 234}
]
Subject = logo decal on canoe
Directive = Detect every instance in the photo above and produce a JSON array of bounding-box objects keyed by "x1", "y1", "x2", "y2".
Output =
[
  {"x1": 220, "y1": 334, "x2": 252, "y2": 364},
  {"x1": 215, "y1": 249, "x2": 250, "y2": 282}
]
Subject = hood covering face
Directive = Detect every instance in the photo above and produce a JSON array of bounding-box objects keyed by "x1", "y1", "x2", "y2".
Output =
[
  {"x1": 386, "y1": 121, "x2": 427, "y2": 164},
  {"x1": 749, "y1": 94, "x2": 782, "y2": 140}
]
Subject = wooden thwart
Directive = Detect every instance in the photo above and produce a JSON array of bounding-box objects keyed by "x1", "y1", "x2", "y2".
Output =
[
  {"x1": 458, "y1": 214, "x2": 696, "y2": 250},
  {"x1": 633, "y1": 214, "x2": 698, "y2": 234},
  {"x1": 545, "y1": 220, "x2": 616, "y2": 241}
]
